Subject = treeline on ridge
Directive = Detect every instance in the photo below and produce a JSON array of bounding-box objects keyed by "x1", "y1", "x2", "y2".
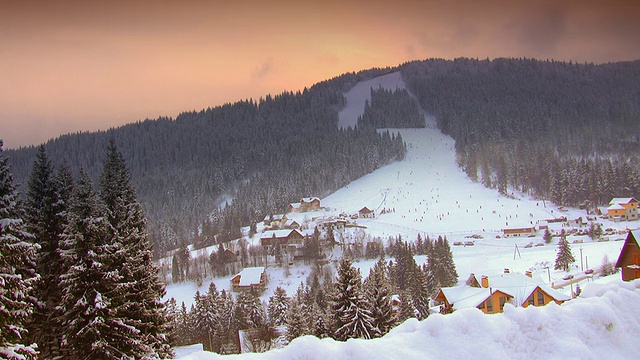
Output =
[
  {"x1": 401, "y1": 58, "x2": 640, "y2": 207},
  {"x1": 6, "y1": 67, "x2": 406, "y2": 257}
]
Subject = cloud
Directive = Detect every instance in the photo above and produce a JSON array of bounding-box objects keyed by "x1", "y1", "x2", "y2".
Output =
[{"x1": 251, "y1": 59, "x2": 274, "y2": 80}]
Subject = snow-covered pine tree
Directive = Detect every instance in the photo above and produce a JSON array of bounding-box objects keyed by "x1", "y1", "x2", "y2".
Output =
[
  {"x1": 24, "y1": 146, "x2": 70, "y2": 358},
  {"x1": 267, "y1": 287, "x2": 289, "y2": 327},
  {"x1": 0, "y1": 140, "x2": 39, "y2": 360},
  {"x1": 554, "y1": 232, "x2": 575, "y2": 272},
  {"x1": 285, "y1": 299, "x2": 305, "y2": 342},
  {"x1": 363, "y1": 256, "x2": 395, "y2": 336},
  {"x1": 409, "y1": 264, "x2": 430, "y2": 320},
  {"x1": 396, "y1": 291, "x2": 415, "y2": 323},
  {"x1": 434, "y1": 236, "x2": 458, "y2": 287},
  {"x1": 332, "y1": 258, "x2": 378, "y2": 341},
  {"x1": 58, "y1": 170, "x2": 133, "y2": 359},
  {"x1": 98, "y1": 140, "x2": 172, "y2": 358}
]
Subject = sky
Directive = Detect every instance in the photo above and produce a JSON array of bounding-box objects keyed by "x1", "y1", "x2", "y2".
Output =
[{"x1": 1, "y1": 0, "x2": 639, "y2": 149}]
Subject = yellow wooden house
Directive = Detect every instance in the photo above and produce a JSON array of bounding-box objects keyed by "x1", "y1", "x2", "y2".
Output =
[{"x1": 607, "y1": 197, "x2": 639, "y2": 221}]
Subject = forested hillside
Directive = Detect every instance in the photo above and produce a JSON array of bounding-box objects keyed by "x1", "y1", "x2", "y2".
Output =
[
  {"x1": 6, "y1": 67, "x2": 406, "y2": 257},
  {"x1": 402, "y1": 58, "x2": 640, "y2": 206}
]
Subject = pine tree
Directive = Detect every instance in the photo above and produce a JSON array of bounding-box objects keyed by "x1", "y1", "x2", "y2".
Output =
[
  {"x1": 58, "y1": 170, "x2": 132, "y2": 359},
  {"x1": 409, "y1": 265, "x2": 430, "y2": 320},
  {"x1": 267, "y1": 287, "x2": 289, "y2": 327},
  {"x1": 554, "y1": 232, "x2": 576, "y2": 272},
  {"x1": 0, "y1": 140, "x2": 39, "y2": 360},
  {"x1": 396, "y1": 291, "x2": 415, "y2": 323},
  {"x1": 433, "y1": 236, "x2": 458, "y2": 287},
  {"x1": 24, "y1": 146, "x2": 70, "y2": 358},
  {"x1": 332, "y1": 258, "x2": 378, "y2": 341},
  {"x1": 98, "y1": 140, "x2": 172, "y2": 358},
  {"x1": 543, "y1": 228, "x2": 553, "y2": 244},
  {"x1": 285, "y1": 299, "x2": 305, "y2": 342},
  {"x1": 363, "y1": 256, "x2": 395, "y2": 336}
]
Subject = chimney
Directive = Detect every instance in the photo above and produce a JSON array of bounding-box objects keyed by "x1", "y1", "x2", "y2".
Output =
[
  {"x1": 481, "y1": 275, "x2": 489, "y2": 288},
  {"x1": 525, "y1": 270, "x2": 533, "y2": 278}
]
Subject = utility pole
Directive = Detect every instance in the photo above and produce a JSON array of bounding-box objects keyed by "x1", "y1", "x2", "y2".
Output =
[
  {"x1": 544, "y1": 266, "x2": 551, "y2": 282},
  {"x1": 580, "y1": 247, "x2": 584, "y2": 271}
]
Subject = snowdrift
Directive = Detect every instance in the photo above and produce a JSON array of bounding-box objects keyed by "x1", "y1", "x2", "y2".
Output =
[{"x1": 176, "y1": 279, "x2": 640, "y2": 359}]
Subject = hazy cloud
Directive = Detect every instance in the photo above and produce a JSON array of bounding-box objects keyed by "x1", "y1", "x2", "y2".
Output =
[{"x1": 252, "y1": 59, "x2": 274, "y2": 80}]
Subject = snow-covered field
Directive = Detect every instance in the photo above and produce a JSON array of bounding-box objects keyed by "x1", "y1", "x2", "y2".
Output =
[{"x1": 167, "y1": 72, "x2": 639, "y2": 358}]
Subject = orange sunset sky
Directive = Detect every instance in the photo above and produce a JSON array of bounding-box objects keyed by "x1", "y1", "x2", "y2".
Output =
[{"x1": 1, "y1": 0, "x2": 639, "y2": 149}]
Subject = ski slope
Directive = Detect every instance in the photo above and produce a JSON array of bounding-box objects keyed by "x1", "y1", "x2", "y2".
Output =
[{"x1": 168, "y1": 71, "x2": 638, "y2": 358}]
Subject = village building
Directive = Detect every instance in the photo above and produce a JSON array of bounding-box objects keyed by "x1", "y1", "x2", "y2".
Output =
[
  {"x1": 435, "y1": 272, "x2": 570, "y2": 314},
  {"x1": 288, "y1": 197, "x2": 321, "y2": 213},
  {"x1": 230, "y1": 267, "x2": 267, "y2": 292},
  {"x1": 615, "y1": 230, "x2": 640, "y2": 281},
  {"x1": 263, "y1": 214, "x2": 287, "y2": 229},
  {"x1": 282, "y1": 219, "x2": 300, "y2": 230},
  {"x1": 358, "y1": 206, "x2": 375, "y2": 219},
  {"x1": 607, "y1": 197, "x2": 639, "y2": 221},
  {"x1": 502, "y1": 226, "x2": 537, "y2": 238},
  {"x1": 316, "y1": 219, "x2": 347, "y2": 233},
  {"x1": 259, "y1": 229, "x2": 304, "y2": 247}
]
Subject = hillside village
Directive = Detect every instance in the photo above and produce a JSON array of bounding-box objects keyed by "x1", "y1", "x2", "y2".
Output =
[{"x1": 163, "y1": 72, "x2": 640, "y2": 356}]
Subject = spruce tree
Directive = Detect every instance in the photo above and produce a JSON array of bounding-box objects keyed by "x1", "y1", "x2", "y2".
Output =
[
  {"x1": 554, "y1": 232, "x2": 576, "y2": 272},
  {"x1": 99, "y1": 140, "x2": 172, "y2": 358},
  {"x1": 24, "y1": 146, "x2": 69, "y2": 358},
  {"x1": 363, "y1": 256, "x2": 395, "y2": 336},
  {"x1": 332, "y1": 258, "x2": 378, "y2": 341},
  {"x1": 409, "y1": 265, "x2": 430, "y2": 320},
  {"x1": 285, "y1": 299, "x2": 305, "y2": 342},
  {"x1": 58, "y1": 170, "x2": 132, "y2": 359},
  {"x1": 267, "y1": 287, "x2": 289, "y2": 327},
  {"x1": 0, "y1": 140, "x2": 38, "y2": 359}
]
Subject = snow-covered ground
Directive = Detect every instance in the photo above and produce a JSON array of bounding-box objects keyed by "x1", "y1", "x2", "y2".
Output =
[
  {"x1": 167, "y1": 71, "x2": 639, "y2": 358},
  {"x1": 177, "y1": 279, "x2": 640, "y2": 360}
]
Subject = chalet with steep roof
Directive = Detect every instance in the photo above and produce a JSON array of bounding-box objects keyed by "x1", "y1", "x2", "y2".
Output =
[
  {"x1": 615, "y1": 230, "x2": 640, "y2": 281},
  {"x1": 608, "y1": 198, "x2": 639, "y2": 221}
]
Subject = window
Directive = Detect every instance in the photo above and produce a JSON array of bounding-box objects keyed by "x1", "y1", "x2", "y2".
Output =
[
  {"x1": 537, "y1": 291, "x2": 545, "y2": 306},
  {"x1": 486, "y1": 298, "x2": 493, "y2": 313},
  {"x1": 499, "y1": 296, "x2": 506, "y2": 311},
  {"x1": 528, "y1": 295, "x2": 534, "y2": 306},
  {"x1": 478, "y1": 301, "x2": 485, "y2": 310}
]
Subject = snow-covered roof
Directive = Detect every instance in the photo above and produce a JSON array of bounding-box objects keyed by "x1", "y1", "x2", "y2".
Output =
[
  {"x1": 439, "y1": 286, "x2": 494, "y2": 310},
  {"x1": 289, "y1": 203, "x2": 301, "y2": 209},
  {"x1": 301, "y1": 197, "x2": 320, "y2": 203},
  {"x1": 607, "y1": 203, "x2": 626, "y2": 210},
  {"x1": 283, "y1": 219, "x2": 298, "y2": 226},
  {"x1": 474, "y1": 273, "x2": 570, "y2": 305},
  {"x1": 272, "y1": 214, "x2": 285, "y2": 220},
  {"x1": 237, "y1": 267, "x2": 265, "y2": 286},
  {"x1": 260, "y1": 229, "x2": 302, "y2": 239},
  {"x1": 609, "y1": 197, "x2": 637, "y2": 205}
]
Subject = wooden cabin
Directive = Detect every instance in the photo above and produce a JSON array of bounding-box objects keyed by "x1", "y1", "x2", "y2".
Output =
[
  {"x1": 615, "y1": 230, "x2": 640, "y2": 281},
  {"x1": 358, "y1": 207, "x2": 375, "y2": 219},
  {"x1": 231, "y1": 267, "x2": 267, "y2": 292},
  {"x1": 502, "y1": 226, "x2": 537, "y2": 237}
]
